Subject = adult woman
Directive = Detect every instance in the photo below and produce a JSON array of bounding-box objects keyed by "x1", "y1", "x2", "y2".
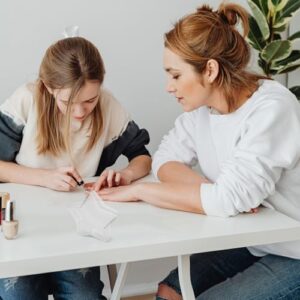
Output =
[
  {"x1": 0, "y1": 37, "x2": 151, "y2": 299},
  {"x1": 99, "y1": 3, "x2": 300, "y2": 299}
]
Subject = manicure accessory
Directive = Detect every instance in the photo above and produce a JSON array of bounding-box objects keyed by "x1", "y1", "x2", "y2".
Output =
[{"x1": 69, "y1": 191, "x2": 117, "y2": 241}]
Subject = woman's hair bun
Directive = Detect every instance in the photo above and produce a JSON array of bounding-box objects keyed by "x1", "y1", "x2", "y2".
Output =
[
  {"x1": 218, "y1": 4, "x2": 238, "y2": 26},
  {"x1": 196, "y1": 5, "x2": 213, "y2": 13},
  {"x1": 196, "y1": 3, "x2": 239, "y2": 27},
  {"x1": 218, "y1": 3, "x2": 243, "y2": 26}
]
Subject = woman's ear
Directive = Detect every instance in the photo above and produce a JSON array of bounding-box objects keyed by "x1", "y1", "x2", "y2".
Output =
[{"x1": 205, "y1": 59, "x2": 219, "y2": 84}]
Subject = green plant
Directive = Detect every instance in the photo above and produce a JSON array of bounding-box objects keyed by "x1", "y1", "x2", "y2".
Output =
[{"x1": 247, "y1": 0, "x2": 300, "y2": 99}]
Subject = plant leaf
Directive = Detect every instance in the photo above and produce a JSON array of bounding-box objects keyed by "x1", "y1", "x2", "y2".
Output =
[
  {"x1": 252, "y1": 0, "x2": 263, "y2": 10},
  {"x1": 261, "y1": 40, "x2": 292, "y2": 63},
  {"x1": 277, "y1": 0, "x2": 300, "y2": 21},
  {"x1": 273, "y1": 50, "x2": 300, "y2": 66},
  {"x1": 248, "y1": 0, "x2": 270, "y2": 39},
  {"x1": 288, "y1": 31, "x2": 300, "y2": 41},
  {"x1": 271, "y1": 50, "x2": 300, "y2": 72},
  {"x1": 268, "y1": 0, "x2": 276, "y2": 16},
  {"x1": 275, "y1": 0, "x2": 289, "y2": 11},
  {"x1": 290, "y1": 86, "x2": 300, "y2": 100},
  {"x1": 273, "y1": 33, "x2": 282, "y2": 40},
  {"x1": 251, "y1": 0, "x2": 269, "y2": 16},
  {"x1": 273, "y1": 23, "x2": 288, "y2": 32},
  {"x1": 278, "y1": 63, "x2": 300, "y2": 73},
  {"x1": 247, "y1": 16, "x2": 266, "y2": 50},
  {"x1": 258, "y1": 56, "x2": 269, "y2": 74},
  {"x1": 273, "y1": 17, "x2": 290, "y2": 28},
  {"x1": 260, "y1": 0, "x2": 270, "y2": 15}
]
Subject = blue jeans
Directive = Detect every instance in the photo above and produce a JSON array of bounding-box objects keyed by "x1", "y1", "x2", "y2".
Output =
[
  {"x1": 157, "y1": 248, "x2": 300, "y2": 300},
  {"x1": 0, "y1": 267, "x2": 106, "y2": 300}
]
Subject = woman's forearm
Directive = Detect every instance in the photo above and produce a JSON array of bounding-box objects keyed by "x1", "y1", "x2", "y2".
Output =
[
  {"x1": 122, "y1": 155, "x2": 151, "y2": 182},
  {"x1": 157, "y1": 161, "x2": 207, "y2": 185},
  {"x1": 0, "y1": 160, "x2": 46, "y2": 186},
  {"x1": 136, "y1": 182, "x2": 205, "y2": 214}
]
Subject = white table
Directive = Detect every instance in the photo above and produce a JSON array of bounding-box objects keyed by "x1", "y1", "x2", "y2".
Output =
[{"x1": 1, "y1": 178, "x2": 300, "y2": 300}]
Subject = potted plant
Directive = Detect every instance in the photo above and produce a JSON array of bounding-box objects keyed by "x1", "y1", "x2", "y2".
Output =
[{"x1": 247, "y1": 0, "x2": 300, "y2": 99}]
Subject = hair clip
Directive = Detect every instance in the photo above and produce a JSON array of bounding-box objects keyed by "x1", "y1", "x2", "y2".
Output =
[{"x1": 62, "y1": 25, "x2": 79, "y2": 38}]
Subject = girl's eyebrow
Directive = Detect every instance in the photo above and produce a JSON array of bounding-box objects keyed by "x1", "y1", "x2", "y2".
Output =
[
  {"x1": 61, "y1": 95, "x2": 98, "y2": 102},
  {"x1": 81, "y1": 95, "x2": 99, "y2": 102}
]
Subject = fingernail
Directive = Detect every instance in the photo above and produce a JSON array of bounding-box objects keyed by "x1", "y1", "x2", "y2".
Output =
[{"x1": 78, "y1": 180, "x2": 84, "y2": 186}]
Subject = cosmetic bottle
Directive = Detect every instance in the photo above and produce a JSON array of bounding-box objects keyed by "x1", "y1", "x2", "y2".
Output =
[
  {"x1": 0, "y1": 192, "x2": 10, "y2": 230},
  {"x1": 2, "y1": 200, "x2": 19, "y2": 239}
]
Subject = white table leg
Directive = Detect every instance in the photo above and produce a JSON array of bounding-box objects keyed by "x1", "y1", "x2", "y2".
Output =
[
  {"x1": 107, "y1": 264, "x2": 118, "y2": 292},
  {"x1": 178, "y1": 255, "x2": 195, "y2": 300},
  {"x1": 110, "y1": 262, "x2": 129, "y2": 300}
]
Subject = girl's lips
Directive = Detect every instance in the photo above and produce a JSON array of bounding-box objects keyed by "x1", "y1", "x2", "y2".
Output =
[{"x1": 73, "y1": 116, "x2": 85, "y2": 121}]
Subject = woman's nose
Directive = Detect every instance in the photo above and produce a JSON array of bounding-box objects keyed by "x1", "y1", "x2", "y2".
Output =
[{"x1": 166, "y1": 82, "x2": 176, "y2": 94}]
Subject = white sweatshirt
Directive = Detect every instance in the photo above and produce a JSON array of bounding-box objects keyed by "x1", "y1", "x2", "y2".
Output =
[{"x1": 152, "y1": 80, "x2": 300, "y2": 259}]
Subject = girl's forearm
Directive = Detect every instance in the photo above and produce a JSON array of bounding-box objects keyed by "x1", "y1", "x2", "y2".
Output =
[
  {"x1": 136, "y1": 182, "x2": 205, "y2": 214},
  {"x1": 0, "y1": 160, "x2": 46, "y2": 186},
  {"x1": 122, "y1": 155, "x2": 151, "y2": 181}
]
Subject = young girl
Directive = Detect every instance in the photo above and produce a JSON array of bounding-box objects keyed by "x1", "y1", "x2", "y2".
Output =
[
  {"x1": 98, "y1": 3, "x2": 300, "y2": 299},
  {"x1": 0, "y1": 37, "x2": 151, "y2": 299}
]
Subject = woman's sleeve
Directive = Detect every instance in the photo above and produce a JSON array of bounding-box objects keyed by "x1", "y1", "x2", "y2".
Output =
[
  {"x1": 201, "y1": 99, "x2": 300, "y2": 217},
  {"x1": 95, "y1": 120, "x2": 150, "y2": 175},
  {"x1": 152, "y1": 113, "x2": 198, "y2": 178}
]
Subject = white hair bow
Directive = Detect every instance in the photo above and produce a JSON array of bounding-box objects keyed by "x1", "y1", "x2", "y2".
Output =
[{"x1": 63, "y1": 25, "x2": 79, "y2": 38}]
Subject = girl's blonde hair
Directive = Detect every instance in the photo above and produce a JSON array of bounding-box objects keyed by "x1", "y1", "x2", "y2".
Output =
[
  {"x1": 35, "y1": 37, "x2": 105, "y2": 155},
  {"x1": 164, "y1": 2, "x2": 268, "y2": 112}
]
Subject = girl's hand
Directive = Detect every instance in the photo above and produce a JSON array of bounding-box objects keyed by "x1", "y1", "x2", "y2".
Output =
[
  {"x1": 93, "y1": 169, "x2": 133, "y2": 192},
  {"x1": 42, "y1": 166, "x2": 83, "y2": 192},
  {"x1": 98, "y1": 184, "x2": 140, "y2": 202}
]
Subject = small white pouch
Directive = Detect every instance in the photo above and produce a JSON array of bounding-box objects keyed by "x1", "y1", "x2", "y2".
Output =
[{"x1": 69, "y1": 191, "x2": 117, "y2": 241}]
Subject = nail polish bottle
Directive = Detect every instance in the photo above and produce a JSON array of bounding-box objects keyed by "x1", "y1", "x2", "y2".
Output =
[
  {"x1": 2, "y1": 200, "x2": 19, "y2": 240},
  {"x1": 0, "y1": 192, "x2": 10, "y2": 231}
]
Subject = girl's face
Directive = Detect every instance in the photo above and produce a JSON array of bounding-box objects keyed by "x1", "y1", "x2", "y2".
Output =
[{"x1": 54, "y1": 80, "x2": 101, "y2": 122}]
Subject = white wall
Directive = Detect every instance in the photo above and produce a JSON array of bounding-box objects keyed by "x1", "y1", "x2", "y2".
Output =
[
  {"x1": 289, "y1": 15, "x2": 300, "y2": 90},
  {"x1": 1, "y1": 0, "x2": 299, "y2": 298}
]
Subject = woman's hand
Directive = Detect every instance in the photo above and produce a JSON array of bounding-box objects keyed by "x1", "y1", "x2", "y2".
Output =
[
  {"x1": 41, "y1": 166, "x2": 83, "y2": 192},
  {"x1": 93, "y1": 169, "x2": 133, "y2": 192},
  {"x1": 98, "y1": 184, "x2": 140, "y2": 202}
]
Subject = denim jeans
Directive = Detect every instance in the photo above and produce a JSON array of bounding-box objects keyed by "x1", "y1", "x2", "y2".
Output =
[
  {"x1": 157, "y1": 247, "x2": 300, "y2": 300},
  {"x1": 0, "y1": 266, "x2": 106, "y2": 300}
]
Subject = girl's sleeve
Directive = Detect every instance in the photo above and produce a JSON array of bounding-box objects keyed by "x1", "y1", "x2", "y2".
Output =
[
  {"x1": 95, "y1": 90, "x2": 150, "y2": 175},
  {"x1": 96, "y1": 120, "x2": 150, "y2": 175},
  {"x1": 152, "y1": 113, "x2": 198, "y2": 178},
  {"x1": 0, "y1": 85, "x2": 31, "y2": 162},
  {"x1": 201, "y1": 99, "x2": 300, "y2": 217}
]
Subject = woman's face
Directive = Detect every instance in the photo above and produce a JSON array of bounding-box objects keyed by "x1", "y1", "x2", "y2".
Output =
[
  {"x1": 163, "y1": 47, "x2": 212, "y2": 112},
  {"x1": 54, "y1": 80, "x2": 101, "y2": 122}
]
